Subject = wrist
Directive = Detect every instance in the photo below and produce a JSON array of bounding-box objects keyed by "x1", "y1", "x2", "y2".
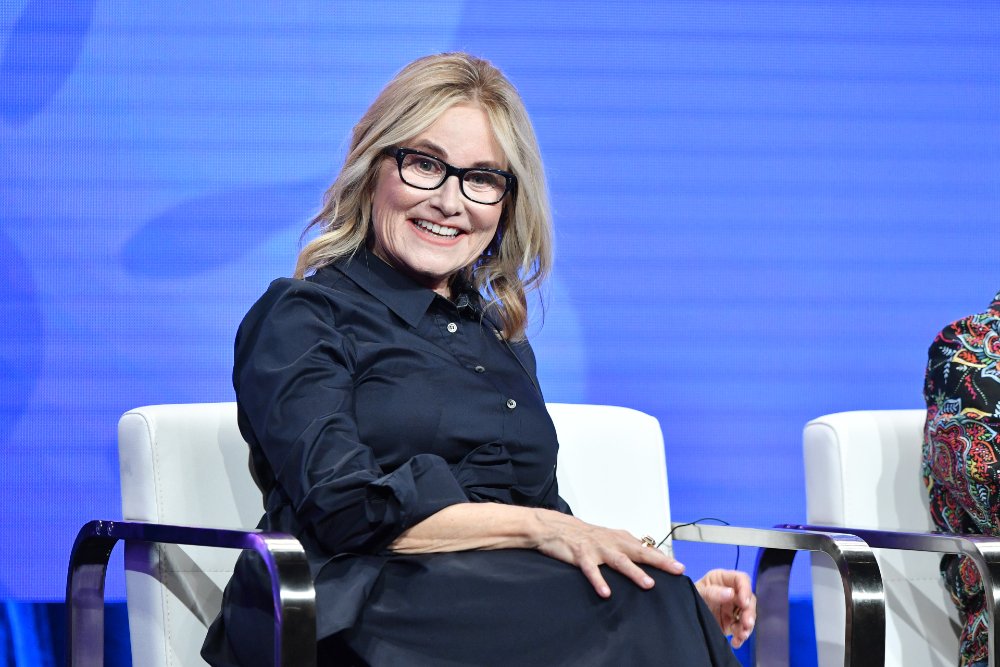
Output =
[{"x1": 523, "y1": 506, "x2": 564, "y2": 550}]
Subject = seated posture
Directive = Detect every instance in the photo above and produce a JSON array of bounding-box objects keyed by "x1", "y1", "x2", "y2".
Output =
[
  {"x1": 923, "y1": 290, "x2": 1000, "y2": 667},
  {"x1": 202, "y1": 52, "x2": 755, "y2": 666}
]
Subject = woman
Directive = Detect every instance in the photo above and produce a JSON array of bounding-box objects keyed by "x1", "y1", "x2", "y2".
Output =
[
  {"x1": 923, "y1": 289, "x2": 1000, "y2": 667},
  {"x1": 202, "y1": 52, "x2": 755, "y2": 666}
]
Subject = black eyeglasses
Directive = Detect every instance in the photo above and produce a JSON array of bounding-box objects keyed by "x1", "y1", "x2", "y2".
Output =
[{"x1": 381, "y1": 146, "x2": 516, "y2": 206}]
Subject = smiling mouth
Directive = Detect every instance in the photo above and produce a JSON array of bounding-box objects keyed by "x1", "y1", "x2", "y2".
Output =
[{"x1": 412, "y1": 219, "x2": 460, "y2": 238}]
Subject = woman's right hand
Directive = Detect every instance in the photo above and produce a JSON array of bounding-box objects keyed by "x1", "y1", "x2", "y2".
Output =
[
  {"x1": 391, "y1": 503, "x2": 684, "y2": 598},
  {"x1": 530, "y1": 508, "x2": 686, "y2": 598}
]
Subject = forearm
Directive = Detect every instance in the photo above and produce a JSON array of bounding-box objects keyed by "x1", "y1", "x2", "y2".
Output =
[
  {"x1": 391, "y1": 501, "x2": 688, "y2": 602},
  {"x1": 389, "y1": 502, "x2": 546, "y2": 553}
]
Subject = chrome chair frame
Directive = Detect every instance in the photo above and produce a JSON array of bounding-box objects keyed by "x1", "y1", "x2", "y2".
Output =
[
  {"x1": 674, "y1": 523, "x2": 885, "y2": 667},
  {"x1": 66, "y1": 519, "x2": 316, "y2": 667},
  {"x1": 787, "y1": 523, "x2": 1000, "y2": 667},
  {"x1": 66, "y1": 524, "x2": 882, "y2": 667}
]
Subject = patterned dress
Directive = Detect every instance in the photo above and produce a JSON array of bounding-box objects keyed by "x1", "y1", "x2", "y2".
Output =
[{"x1": 922, "y1": 289, "x2": 1000, "y2": 667}]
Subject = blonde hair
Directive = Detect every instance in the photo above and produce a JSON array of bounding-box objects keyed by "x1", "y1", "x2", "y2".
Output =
[{"x1": 294, "y1": 52, "x2": 552, "y2": 340}]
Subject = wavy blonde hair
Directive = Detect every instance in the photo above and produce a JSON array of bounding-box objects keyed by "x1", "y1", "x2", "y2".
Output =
[{"x1": 294, "y1": 52, "x2": 552, "y2": 341}]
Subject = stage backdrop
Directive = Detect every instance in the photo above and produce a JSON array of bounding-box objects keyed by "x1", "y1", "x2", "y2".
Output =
[{"x1": 1, "y1": 0, "x2": 999, "y2": 600}]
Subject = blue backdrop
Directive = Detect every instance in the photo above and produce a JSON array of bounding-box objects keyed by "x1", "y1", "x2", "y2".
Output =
[{"x1": 1, "y1": 0, "x2": 999, "y2": 602}]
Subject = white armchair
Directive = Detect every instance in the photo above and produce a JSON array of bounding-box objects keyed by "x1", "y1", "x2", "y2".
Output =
[
  {"x1": 798, "y1": 409, "x2": 1000, "y2": 667},
  {"x1": 68, "y1": 402, "x2": 315, "y2": 667}
]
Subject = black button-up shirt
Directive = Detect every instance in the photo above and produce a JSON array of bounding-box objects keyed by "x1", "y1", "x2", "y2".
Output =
[{"x1": 221, "y1": 248, "x2": 567, "y2": 641}]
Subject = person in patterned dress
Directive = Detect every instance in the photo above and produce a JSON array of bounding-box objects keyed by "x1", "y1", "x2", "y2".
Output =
[{"x1": 923, "y1": 289, "x2": 1000, "y2": 667}]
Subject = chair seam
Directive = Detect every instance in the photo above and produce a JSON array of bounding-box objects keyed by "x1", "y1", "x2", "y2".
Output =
[
  {"x1": 146, "y1": 413, "x2": 173, "y2": 667},
  {"x1": 810, "y1": 421, "x2": 846, "y2": 524}
]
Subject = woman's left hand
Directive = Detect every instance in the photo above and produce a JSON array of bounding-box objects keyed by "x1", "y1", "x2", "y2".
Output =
[{"x1": 695, "y1": 569, "x2": 756, "y2": 648}]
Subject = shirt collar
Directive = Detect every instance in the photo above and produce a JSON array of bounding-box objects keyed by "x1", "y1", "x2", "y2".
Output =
[
  {"x1": 330, "y1": 248, "x2": 439, "y2": 328},
  {"x1": 990, "y1": 289, "x2": 1000, "y2": 315}
]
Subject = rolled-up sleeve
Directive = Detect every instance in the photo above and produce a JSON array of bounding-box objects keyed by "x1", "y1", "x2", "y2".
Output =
[{"x1": 234, "y1": 279, "x2": 468, "y2": 555}]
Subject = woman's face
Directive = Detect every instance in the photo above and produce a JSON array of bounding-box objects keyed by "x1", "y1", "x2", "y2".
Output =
[{"x1": 370, "y1": 103, "x2": 505, "y2": 298}]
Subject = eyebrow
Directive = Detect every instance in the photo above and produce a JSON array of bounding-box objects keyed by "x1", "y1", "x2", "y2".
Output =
[{"x1": 410, "y1": 139, "x2": 504, "y2": 170}]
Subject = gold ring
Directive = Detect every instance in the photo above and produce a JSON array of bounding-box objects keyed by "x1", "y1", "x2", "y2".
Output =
[
  {"x1": 733, "y1": 607, "x2": 742, "y2": 622},
  {"x1": 640, "y1": 535, "x2": 656, "y2": 548}
]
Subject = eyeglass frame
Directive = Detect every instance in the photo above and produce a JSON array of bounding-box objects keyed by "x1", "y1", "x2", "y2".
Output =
[{"x1": 380, "y1": 146, "x2": 517, "y2": 206}]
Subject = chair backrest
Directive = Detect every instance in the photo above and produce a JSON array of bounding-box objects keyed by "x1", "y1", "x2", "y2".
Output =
[
  {"x1": 803, "y1": 409, "x2": 960, "y2": 667},
  {"x1": 119, "y1": 403, "x2": 258, "y2": 667},
  {"x1": 549, "y1": 403, "x2": 673, "y2": 549},
  {"x1": 118, "y1": 402, "x2": 672, "y2": 667}
]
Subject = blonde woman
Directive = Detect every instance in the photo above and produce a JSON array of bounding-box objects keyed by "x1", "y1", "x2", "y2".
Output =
[{"x1": 202, "y1": 53, "x2": 755, "y2": 666}]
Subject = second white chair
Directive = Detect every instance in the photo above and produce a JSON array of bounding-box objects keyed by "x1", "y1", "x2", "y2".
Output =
[{"x1": 802, "y1": 409, "x2": 1000, "y2": 666}]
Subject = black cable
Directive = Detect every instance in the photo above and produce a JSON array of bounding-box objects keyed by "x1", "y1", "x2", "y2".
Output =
[{"x1": 657, "y1": 517, "x2": 740, "y2": 572}]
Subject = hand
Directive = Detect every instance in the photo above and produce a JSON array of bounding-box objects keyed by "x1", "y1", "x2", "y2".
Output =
[
  {"x1": 531, "y1": 509, "x2": 685, "y2": 598},
  {"x1": 695, "y1": 569, "x2": 756, "y2": 648}
]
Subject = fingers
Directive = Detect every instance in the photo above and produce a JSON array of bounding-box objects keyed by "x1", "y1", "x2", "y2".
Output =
[
  {"x1": 632, "y1": 533, "x2": 684, "y2": 571},
  {"x1": 697, "y1": 582, "x2": 734, "y2": 611},
  {"x1": 728, "y1": 570, "x2": 754, "y2": 607},
  {"x1": 703, "y1": 586, "x2": 753, "y2": 648},
  {"x1": 695, "y1": 570, "x2": 757, "y2": 647},
  {"x1": 597, "y1": 533, "x2": 690, "y2": 594},
  {"x1": 608, "y1": 550, "x2": 656, "y2": 591},
  {"x1": 715, "y1": 580, "x2": 755, "y2": 648},
  {"x1": 580, "y1": 560, "x2": 612, "y2": 599},
  {"x1": 582, "y1": 541, "x2": 664, "y2": 596},
  {"x1": 654, "y1": 552, "x2": 686, "y2": 575},
  {"x1": 716, "y1": 570, "x2": 755, "y2": 645},
  {"x1": 729, "y1": 591, "x2": 756, "y2": 647},
  {"x1": 532, "y1": 512, "x2": 686, "y2": 597},
  {"x1": 699, "y1": 569, "x2": 752, "y2": 608}
]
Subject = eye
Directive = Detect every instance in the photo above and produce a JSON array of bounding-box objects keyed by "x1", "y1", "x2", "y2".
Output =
[
  {"x1": 465, "y1": 170, "x2": 504, "y2": 190},
  {"x1": 403, "y1": 153, "x2": 443, "y2": 176},
  {"x1": 415, "y1": 158, "x2": 439, "y2": 173}
]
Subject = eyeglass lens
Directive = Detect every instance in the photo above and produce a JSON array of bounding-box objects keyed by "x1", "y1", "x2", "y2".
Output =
[{"x1": 399, "y1": 153, "x2": 507, "y2": 204}]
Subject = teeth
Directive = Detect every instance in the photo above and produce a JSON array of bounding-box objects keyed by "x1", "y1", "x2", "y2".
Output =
[{"x1": 414, "y1": 219, "x2": 459, "y2": 237}]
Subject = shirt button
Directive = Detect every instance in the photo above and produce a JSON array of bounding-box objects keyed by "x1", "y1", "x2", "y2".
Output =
[
  {"x1": 506, "y1": 399, "x2": 517, "y2": 410},
  {"x1": 446, "y1": 322, "x2": 458, "y2": 333},
  {"x1": 474, "y1": 365, "x2": 486, "y2": 374}
]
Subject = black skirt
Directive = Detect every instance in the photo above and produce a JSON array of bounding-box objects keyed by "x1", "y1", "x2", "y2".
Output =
[{"x1": 207, "y1": 548, "x2": 741, "y2": 667}]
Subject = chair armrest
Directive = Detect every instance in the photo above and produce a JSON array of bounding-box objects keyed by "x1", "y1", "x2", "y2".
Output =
[
  {"x1": 672, "y1": 521, "x2": 884, "y2": 667},
  {"x1": 66, "y1": 519, "x2": 316, "y2": 667},
  {"x1": 786, "y1": 523, "x2": 1000, "y2": 667}
]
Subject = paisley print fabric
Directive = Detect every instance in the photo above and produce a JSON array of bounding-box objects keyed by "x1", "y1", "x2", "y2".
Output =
[{"x1": 923, "y1": 289, "x2": 1000, "y2": 666}]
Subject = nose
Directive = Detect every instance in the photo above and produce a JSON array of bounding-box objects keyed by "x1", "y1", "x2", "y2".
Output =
[{"x1": 430, "y1": 174, "x2": 463, "y2": 216}]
